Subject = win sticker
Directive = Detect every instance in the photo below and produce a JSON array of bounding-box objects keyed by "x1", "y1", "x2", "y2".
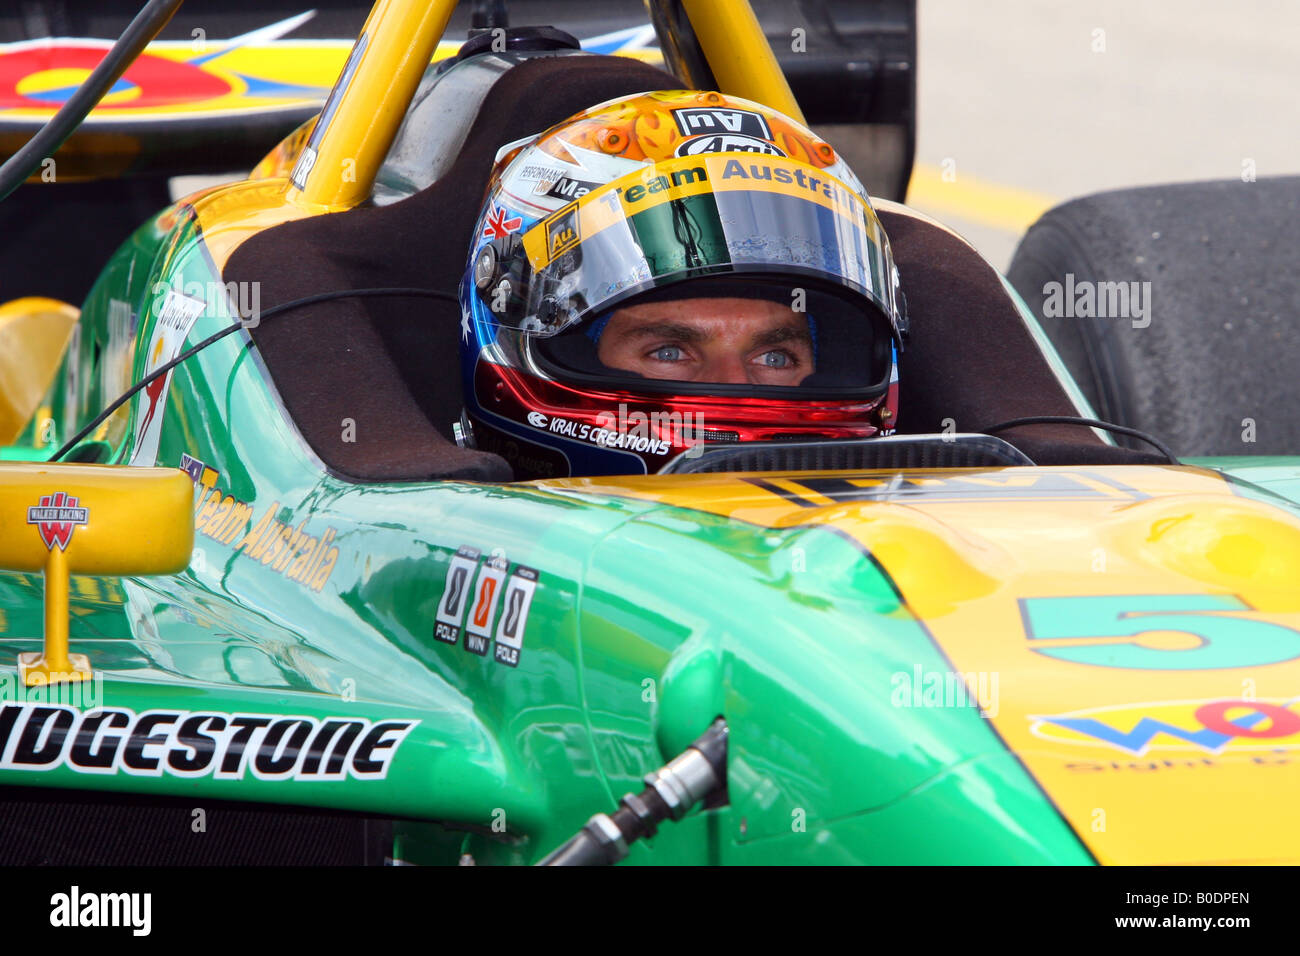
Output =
[{"x1": 464, "y1": 553, "x2": 509, "y2": 656}]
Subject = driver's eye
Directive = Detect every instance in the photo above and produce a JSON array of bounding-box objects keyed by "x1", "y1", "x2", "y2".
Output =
[
  {"x1": 757, "y1": 350, "x2": 793, "y2": 368},
  {"x1": 651, "y1": 345, "x2": 685, "y2": 362}
]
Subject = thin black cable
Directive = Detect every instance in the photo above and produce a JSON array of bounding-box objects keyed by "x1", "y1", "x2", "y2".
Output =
[
  {"x1": 0, "y1": 0, "x2": 185, "y2": 203},
  {"x1": 49, "y1": 287, "x2": 459, "y2": 462},
  {"x1": 671, "y1": 197, "x2": 704, "y2": 269},
  {"x1": 981, "y1": 415, "x2": 1180, "y2": 465}
]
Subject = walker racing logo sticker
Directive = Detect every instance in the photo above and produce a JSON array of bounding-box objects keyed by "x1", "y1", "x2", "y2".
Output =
[
  {"x1": 27, "y1": 493, "x2": 89, "y2": 550},
  {"x1": 0, "y1": 703, "x2": 417, "y2": 780}
]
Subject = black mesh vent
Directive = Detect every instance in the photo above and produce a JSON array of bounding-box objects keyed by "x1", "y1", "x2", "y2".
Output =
[
  {"x1": 0, "y1": 785, "x2": 389, "y2": 866},
  {"x1": 661, "y1": 434, "x2": 1034, "y2": 474}
]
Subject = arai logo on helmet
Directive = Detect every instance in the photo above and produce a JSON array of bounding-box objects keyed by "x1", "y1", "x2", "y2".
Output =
[
  {"x1": 675, "y1": 135, "x2": 786, "y2": 157},
  {"x1": 526, "y1": 411, "x2": 549, "y2": 429}
]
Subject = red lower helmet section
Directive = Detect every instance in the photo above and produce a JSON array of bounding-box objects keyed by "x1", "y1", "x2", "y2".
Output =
[{"x1": 473, "y1": 359, "x2": 899, "y2": 478}]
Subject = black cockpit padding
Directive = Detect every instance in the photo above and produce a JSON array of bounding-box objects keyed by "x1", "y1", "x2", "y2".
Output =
[
  {"x1": 224, "y1": 54, "x2": 681, "y2": 482},
  {"x1": 877, "y1": 208, "x2": 1166, "y2": 465}
]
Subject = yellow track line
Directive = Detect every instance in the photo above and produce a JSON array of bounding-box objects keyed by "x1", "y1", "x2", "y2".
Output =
[{"x1": 905, "y1": 164, "x2": 1058, "y2": 234}]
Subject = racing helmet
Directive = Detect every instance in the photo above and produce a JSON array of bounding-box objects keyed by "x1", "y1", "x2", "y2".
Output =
[{"x1": 458, "y1": 90, "x2": 906, "y2": 479}]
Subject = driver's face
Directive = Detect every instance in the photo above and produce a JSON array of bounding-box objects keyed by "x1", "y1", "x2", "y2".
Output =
[{"x1": 596, "y1": 297, "x2": 814, "y2": 386}]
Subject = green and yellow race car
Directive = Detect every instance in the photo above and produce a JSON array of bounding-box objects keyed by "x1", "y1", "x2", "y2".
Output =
[{"x1": 0, "y1": 0, "x2": 1297, "y2": 868}]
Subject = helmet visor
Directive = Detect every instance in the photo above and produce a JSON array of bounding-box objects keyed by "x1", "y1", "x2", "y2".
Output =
[
  {"x1": 491, "y1": 155, "x2": 897, "y2": 394},
  {"x1": 507, "y1": 154, "x2": 896, "y2": 332}
]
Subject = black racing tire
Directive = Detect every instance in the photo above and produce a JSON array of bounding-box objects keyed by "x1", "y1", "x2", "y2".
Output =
[{"x1": 1006, "y1": 177, "x2": 1300, "y2": 456}]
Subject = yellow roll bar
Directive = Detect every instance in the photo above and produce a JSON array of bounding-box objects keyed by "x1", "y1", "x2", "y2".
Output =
[
  {"x1": 293, "y1": 0, "x2": 458, "y2": 210},
  {"x1": 681, "y1": 0, "x2": 806, "y2": 124},
  {"x1": 291, "y1": 0, "x2": 802, "y2": 211}
]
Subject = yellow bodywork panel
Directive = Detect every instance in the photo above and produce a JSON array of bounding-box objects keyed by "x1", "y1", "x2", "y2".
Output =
[
  {"x1": 0, "y1": 297, "x2": 78, "y2": 445},
  {"x1": 540, "y1": 465, "x2": 1300, "y2": 864},
  {"x1": 0, "y1": 463, "x2": 195, "y2": 575}
]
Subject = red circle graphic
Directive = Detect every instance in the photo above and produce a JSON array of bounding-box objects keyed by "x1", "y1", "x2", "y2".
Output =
[{"x1": 0, "y1": 46, "x2": 232, "y2": 110}]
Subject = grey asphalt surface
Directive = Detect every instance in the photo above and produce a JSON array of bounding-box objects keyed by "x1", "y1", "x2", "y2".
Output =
[{"x1": 911, "y1": 0, "x2": 1300, "y2": 269}]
